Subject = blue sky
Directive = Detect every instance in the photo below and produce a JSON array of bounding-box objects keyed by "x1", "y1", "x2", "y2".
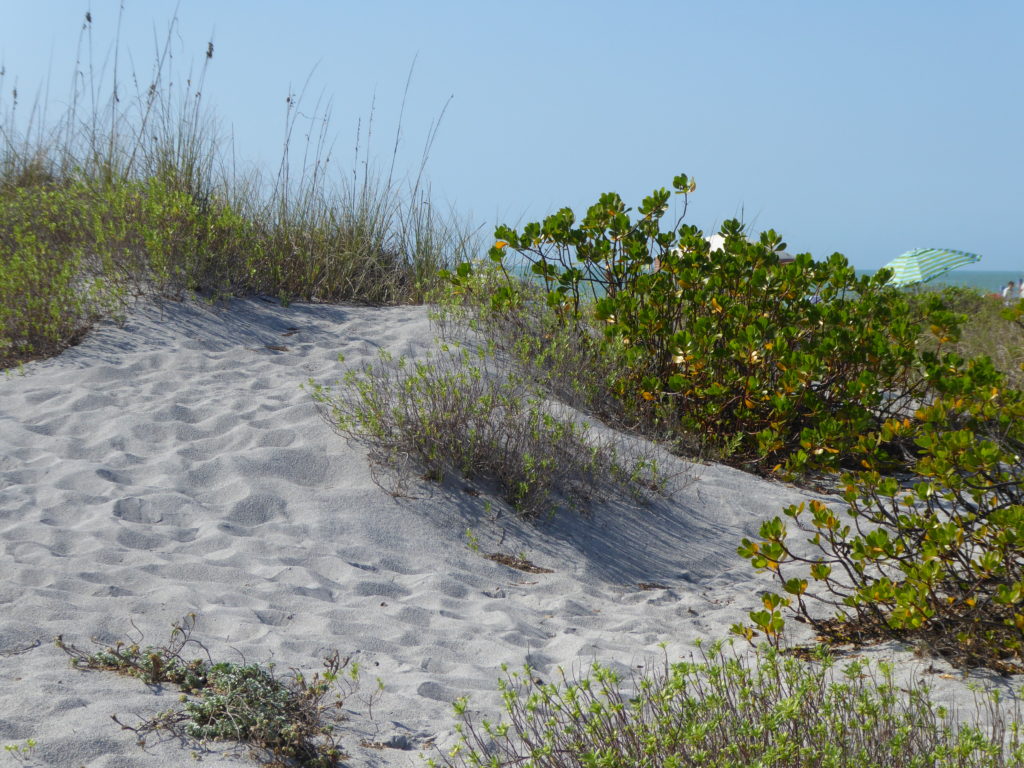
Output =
[{"x1": 2, "y1": 1, "x2": 1021, "y2": 270}]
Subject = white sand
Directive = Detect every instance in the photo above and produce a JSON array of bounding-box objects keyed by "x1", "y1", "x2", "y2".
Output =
[{"x1": 0, "y1": 296, "x2": 1020, "y2": 767}]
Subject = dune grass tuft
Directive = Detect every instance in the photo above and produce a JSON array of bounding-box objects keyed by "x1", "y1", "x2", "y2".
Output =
[
  {"x1": 308, "y1": 338, "x2": 671, "y2": 518},
  {"x1": 0, "y1": 9, "x2": 475, "y2": 369}
]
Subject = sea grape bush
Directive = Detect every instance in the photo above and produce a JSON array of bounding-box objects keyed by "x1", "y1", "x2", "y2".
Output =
[
  {"x1": 454, "y1": 174, "x2": 964, "y2": 474},
  {"x1": 736, "y1": 380, "x2": 1024, "y2": 671},
  {"x1": 443, "y1": 174, "x2": 1024, "y2": 667}
]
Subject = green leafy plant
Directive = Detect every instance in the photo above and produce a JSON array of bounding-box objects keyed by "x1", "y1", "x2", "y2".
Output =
[
  {"x1": 56, "y1": 614, "x2": 361, "y2": 767},
  {"x1": 2, "y1": 739, "x2": 38, "y2": 763},
  {"x1": 308, "y1": 340, "x2": 669, "y2": 518},
  {"x1": 736, "y1": 379, "x2": 1024, "y2": 671},
  {"x1": 463, "y1": 176, "x2": 966, "y2": 475},
  {"x1": 431, "y1": 640, "x2": 1024, "y2": 768},
  {"x1": 435, "y1": 258, "x2": 684, "y2": 460}
]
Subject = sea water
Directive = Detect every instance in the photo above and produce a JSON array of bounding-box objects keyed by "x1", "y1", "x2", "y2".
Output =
[
  {"x1": 505, "y1": 259, "x2": 1021, "y2": 296},
  {"x1": 858, "y1": 270, "x2": 1023, "y2": 294}
]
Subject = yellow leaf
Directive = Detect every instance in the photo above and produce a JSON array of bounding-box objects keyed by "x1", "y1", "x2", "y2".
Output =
[
  {"x1": 711, "y1": 297, "x2": 723, "y2": 313},
  {"x1": 494, "y1": 240, "x2": 508, "y2": 249},
  {"x1": 641, "y1": 391, "x2": 656, "y2": 401}
]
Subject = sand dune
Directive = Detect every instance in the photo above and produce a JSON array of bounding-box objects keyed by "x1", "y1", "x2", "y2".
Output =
[{"x1": 0, "y1": 296, "x2": 1018, "y2": 767}]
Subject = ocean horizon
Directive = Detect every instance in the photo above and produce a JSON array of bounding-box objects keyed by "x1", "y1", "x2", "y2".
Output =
[{"x1": 857, "y1": 269, "x2": 1021, "y2": 294}]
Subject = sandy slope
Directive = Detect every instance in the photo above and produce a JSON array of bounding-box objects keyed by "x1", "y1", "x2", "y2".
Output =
[{"x1": 0, "y1": 296, "x2": 1019, "y2": 767}]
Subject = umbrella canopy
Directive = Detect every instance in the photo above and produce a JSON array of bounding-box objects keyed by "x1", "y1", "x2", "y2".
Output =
[{"x1": 882, "y1": 247, "x2": 982, "y2": 287}]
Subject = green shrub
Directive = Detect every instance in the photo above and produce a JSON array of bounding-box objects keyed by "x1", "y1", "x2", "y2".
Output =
[
  {"x1": 431, "y1": 640, "x2": 1024, "y2": 768},
  {"x1": 308, "y1": 341, "x2": 668, "y2": 518},
  {"x1": 0, "y1": 182, "x2": 120, "y2": 365},
  {"x1": 464, "y1": 175, "x2": 965, "y2": 475},
  {"x1": 736, "y1": 378, "x2": 1024, "y2": 671},
  {"x1": 435, "y1": 259, "x2": 674, "y2": 448},
  {"x1": 0, "y1": 174, "x2": 257, "y2": 365}
]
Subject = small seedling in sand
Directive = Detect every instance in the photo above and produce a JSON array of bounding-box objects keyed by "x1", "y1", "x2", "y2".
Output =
[{"x1": 2, "y1": 739, "x2": 37, "y2": 762}]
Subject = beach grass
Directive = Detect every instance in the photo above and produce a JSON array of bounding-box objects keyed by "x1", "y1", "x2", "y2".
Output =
[
  {"x1": 908, "y1": 285, "x2": 1024, "y2": 390},
  {"x1": 0, "y1": 9, "x2": 475, "y2": 369},
  {"x1": 308, "y1": 338, "x2": 673, "y2": 519}
]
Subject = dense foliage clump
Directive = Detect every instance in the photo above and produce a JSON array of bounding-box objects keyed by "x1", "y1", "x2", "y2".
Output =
[
  {"x1": 0, "y1": 11, "x2": 471, "y2": 369},
  {"x1": 907, "y1": 285, "x2": 1024, "y2": 391},
  {"x1": 457, "y1": 175, "x2": 966, "y2": 475},
  {"x1": 442, "y1": 175, "x2": 1024, "y2": 670},
  {"x1": 737, "y1": 379, "x2": 1024, "y2": 671}
]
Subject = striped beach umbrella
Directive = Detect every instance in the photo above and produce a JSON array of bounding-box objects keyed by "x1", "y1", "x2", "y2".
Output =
[{"x1": 881, "y1": 248, "x2": 982, "y2": 288}]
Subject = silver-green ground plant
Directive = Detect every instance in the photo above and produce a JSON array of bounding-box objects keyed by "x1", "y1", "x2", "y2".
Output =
[
  {"x1": 56, "y1": 614, "x2": 369, "y2": 768},
  {"x1": 432, "y1": 640, "x2": 1024, "y2": 768}
]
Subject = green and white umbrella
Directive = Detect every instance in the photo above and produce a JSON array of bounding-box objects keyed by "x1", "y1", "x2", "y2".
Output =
[{"x1": 882, "y1": 247, "x2": 982, "y2": 287}]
